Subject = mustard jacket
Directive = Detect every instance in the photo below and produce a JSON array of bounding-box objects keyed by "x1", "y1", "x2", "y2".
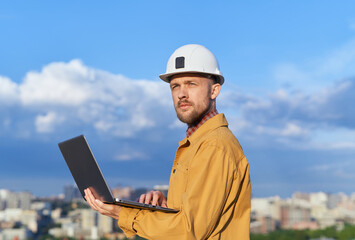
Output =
[{"x1": 118, "y1": 114, "x2": 251, "y2": 239}]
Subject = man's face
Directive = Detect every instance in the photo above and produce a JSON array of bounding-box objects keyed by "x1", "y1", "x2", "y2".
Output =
[{"x1": 169, "y1": 73, "x2": 214, "y2": 126}]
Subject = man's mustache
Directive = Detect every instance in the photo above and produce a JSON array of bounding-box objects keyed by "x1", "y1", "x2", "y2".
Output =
[{"x1": 177, "y1": 100, "x2": 193, "y2": 107}]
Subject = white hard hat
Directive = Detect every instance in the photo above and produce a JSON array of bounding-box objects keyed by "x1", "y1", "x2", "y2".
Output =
[{"x1": 159, "y1": 44, "x2": 224, "y2": 85}]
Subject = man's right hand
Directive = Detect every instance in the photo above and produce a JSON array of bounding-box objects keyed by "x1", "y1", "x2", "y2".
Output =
[
  {"x1": 139, "y1": 190, "x2": 167, "y2": 207},
  {"x1": 84, "y1": 188, "x2": 121, "y2": 220}
]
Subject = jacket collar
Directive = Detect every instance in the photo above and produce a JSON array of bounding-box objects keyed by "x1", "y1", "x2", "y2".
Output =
[{"x1": 179, "y1": 113, "x2": 228, "y2": 147}]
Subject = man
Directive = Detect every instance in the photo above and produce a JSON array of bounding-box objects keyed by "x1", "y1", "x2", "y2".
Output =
[{"x1": 84, "y1": 44, "x2": 251, "y2": 239}]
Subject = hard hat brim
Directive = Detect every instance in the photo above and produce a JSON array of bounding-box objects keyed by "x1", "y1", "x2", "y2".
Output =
[{"x1": 159, "y1": 71, "x2": 224, "y2": 85}]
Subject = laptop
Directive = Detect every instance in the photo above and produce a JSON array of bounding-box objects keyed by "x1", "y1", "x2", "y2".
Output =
[{"x1": 58, "y1": 135, "x2": 178, "y2": 213}]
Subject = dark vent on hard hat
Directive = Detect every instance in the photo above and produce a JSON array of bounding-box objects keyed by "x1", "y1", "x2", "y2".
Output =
[{"x1": 175, "y1": 57, "x2": 185, "y2": 69}]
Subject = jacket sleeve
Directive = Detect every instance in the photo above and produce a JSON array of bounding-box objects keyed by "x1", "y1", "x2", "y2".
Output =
[{"x1": 118, "y1": 142, "x2": 239, "y2": 240}]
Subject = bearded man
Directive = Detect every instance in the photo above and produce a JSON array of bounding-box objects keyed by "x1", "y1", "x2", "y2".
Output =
[{"x1": 85, "y1": 44, "x2": 251, "y2": 240}]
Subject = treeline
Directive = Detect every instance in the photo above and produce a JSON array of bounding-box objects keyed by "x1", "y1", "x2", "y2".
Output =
[
  {"x1": 251, "y1": 224, "x2": 355, "y2": 240},
  {"x1": 119, "y1": 225, "x2": 355, "y2": 240}
]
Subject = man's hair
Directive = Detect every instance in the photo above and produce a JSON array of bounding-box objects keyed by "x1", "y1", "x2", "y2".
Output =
[
  {"x1": 205, "y1": 74, "x2": 219, "y2": 85},
  {"x1": 193, "y1": 73, "x2": 219, "y2": 85}
]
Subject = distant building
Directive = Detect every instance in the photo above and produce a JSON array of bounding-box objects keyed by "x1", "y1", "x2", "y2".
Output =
[
  {"x1": 0, "y1": 228, "x2": 32, "y2": 240},
  {"x1": 31, "y1": 201, "x2": 51, "y2": 212},
  {"x1": 50, "y1": 208, "x2": 114, "y2": 239},
  {"x1": 0, "y1": 208, "x2": 38, "y2": 234},
  {"x1": 80, "y1": 209, "x2": 97, "y2": 230},
  {"x1": 2, "y1": 186, "x2": 355, "y2": 238},
  {"x1": 0, "y1": 208, "x2": 22, "y2": 222},
  {"x1": 327, "y1": 193, "x2": 343, "y2": 209},
  {"x1": 51, "y1": 208, "x2": 62, "y2": 220},
  {"x1": 98, "y1": 213, "x2": 114, "y2": 235},
  {"x1": 0, "y1": 189, "x2": 9, "y2": 210},
  {"x1": 251, "y1": 196, "x2": 281, "y2": 221},
  {"x1": 20, "y1": 210, "x2": 38, "y2": 233},
  {"x1": 0, "y1": 190, "x2": 32, "y2": 210},
  {"x1": 293, "y1": 192, "x2": 310, "y2": 201},
  {"x1": 5, "y1": 191, "x2": 19, "y2": 209},
  {"x1": 280, "y1": 203, "x2": 311, "y2": 229},
  {"x1": 64, "y1": 185, "x2": 81, "y2": 202},
  {"x1": 18, "y1": 192, "x2": 32, "y2": 210},
  {"x1": 310, "y1": 192, "x2": 328, "y2": 206},
  {"x1": 250, "y1": 216, "x2": 277, "y2": 234}
]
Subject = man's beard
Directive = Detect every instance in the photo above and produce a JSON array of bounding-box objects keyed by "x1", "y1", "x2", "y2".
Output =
[{"x1": 175, "y1": 100, "x2": 212, "y2": 126}]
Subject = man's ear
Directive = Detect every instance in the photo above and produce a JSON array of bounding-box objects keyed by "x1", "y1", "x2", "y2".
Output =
[{"x1": 211, "y1": 83, "x2": 221, "y2": 100}]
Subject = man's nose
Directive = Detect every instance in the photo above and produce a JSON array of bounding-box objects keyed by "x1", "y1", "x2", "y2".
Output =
[{"x1": 178, "y1": 86, "x2": 188, "y2": 99}]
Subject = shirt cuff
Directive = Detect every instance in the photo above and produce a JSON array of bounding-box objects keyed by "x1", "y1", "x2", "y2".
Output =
[{"x1": 118, "y1": 207, "x2": 141, "y2": 237}]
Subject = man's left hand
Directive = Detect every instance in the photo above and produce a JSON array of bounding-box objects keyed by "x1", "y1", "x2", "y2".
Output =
[{"x1": 84, "y1": 188, "x2": 121, "y2": 220}]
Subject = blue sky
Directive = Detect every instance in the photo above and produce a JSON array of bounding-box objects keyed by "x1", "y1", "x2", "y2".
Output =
[{"x1": 0, "y1": 1, "x2": 355, "y2": 198}]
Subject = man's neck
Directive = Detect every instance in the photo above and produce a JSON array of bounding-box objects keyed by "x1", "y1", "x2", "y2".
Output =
[{"x1": 186, "y1": 108, "x2": 218, "y2": 138}]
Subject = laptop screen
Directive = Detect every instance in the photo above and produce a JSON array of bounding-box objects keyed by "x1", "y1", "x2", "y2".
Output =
[{"x1": 58, "y1": 135, "x2": 115, "y2": 202}]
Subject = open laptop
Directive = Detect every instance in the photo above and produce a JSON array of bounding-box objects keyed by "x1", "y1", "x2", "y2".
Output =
[{"x1": 58, "y1": 135, "x2": 178, "y2": 213}]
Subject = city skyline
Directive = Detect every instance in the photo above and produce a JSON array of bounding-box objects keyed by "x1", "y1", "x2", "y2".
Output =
[
  {"x1": 0, "y1": 1, "x2": 355, "y2": 198},
  {"x1": 2, "y1": 187, "x2": 354, "y2": 239}
]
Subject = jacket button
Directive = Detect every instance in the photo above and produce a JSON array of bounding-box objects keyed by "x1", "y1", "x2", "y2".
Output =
[{"x1": 173, "y1": 169, "x2": 176, "y2": 173}]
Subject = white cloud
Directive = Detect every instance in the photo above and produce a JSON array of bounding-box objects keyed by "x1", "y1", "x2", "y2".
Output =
[
  {"x1": 19, "y1": 60, "x2": 93, "y2": 106},
  {"x1": 114, "y1": 151, "x2": 149, "y2": 161},
  {"x1": 224, "y1": 77, "x2": 355, "y2": 150},
  {"x1": 1, "y1": 58, "x2": 354, "y2": 152},
  {"x1": 0, "y1": 59, "x2": 175, "y2": 137},
  {"x1": 280, "y1": 123, "x2": 308, "y2": 137},
  {"x1": 0, "y1": 76, "x2": 19, "y2": 104},
  {"x1": 35, "y1": 112, "x2": 65, "y2": 133}
]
